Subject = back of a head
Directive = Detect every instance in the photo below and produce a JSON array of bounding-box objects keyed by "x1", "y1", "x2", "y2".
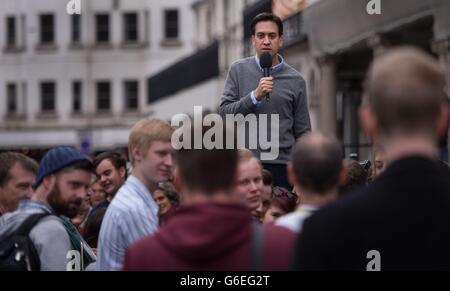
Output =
[
  {"x1": 365, "y1": 46, "x2": 446, "y2": 136},
  {"x1": 292, "y1": 133, "x2": 343, "y2": 194},
  {"x1": 339, "y1": 159, "x2": 368, "y2": 196},
  {"x1": 175, "y1": 124, "x2": 238, "y2": 195}
]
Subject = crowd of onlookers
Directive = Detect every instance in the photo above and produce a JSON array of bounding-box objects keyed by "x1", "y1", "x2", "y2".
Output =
[{"x1": 0, "y1": 46, "x2": 450, "y2": 271}]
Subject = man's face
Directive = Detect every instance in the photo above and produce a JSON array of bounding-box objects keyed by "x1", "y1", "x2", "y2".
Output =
[
  {"x1": 235, "y1": 158, "x2": 263, "y2": 213},
  {"x1": 153, "y1": 189, "x2": 172, "y2": 215},
  {"x1": 0, "y1": 163, "x2": 35, "y2": 213},
  {"x1": 47, "y1": 169, "x2": 91, "y2": 218},
  {"x1": 95, "y1": 159, "x2": 125, "y2": 196},
  {"x1": 252, "y1": 21, "x2": 284, "y2": 59},
  {"x1": 137, "y1": 141, "x2": 174, "y2": 187}
]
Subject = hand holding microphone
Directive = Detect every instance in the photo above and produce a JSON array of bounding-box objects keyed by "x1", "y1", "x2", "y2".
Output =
[
  {"x1": 259, "y1": 52, "x2": 273, "y2": 102},
  {"x1": 254, "y1": 77, "x2": 274, "y2": 102}
]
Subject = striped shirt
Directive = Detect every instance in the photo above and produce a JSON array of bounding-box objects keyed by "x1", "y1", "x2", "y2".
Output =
[{"x1": 96, "y1": 175, "x2": 159, "y2": 271}]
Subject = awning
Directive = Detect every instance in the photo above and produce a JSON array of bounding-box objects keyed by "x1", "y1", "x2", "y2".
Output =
[
  {"x1": 304, "y1": 0, "x2": 435, "y2": 56},
  {"x1": 147, "y1": 41, "x2": 219, "y2": 104}
]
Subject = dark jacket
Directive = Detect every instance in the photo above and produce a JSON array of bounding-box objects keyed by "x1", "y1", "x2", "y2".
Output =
[
  {"x1": 123, "y1": 202, "x2": 296, "y2": 271},
  {"x1": 294, "y1": 156, "x2": 450, "y2": 271}
]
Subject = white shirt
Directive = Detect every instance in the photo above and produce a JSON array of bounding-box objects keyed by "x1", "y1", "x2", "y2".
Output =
[{"x1": 276, "y1": 204, "x2": 318, "y2": 233}]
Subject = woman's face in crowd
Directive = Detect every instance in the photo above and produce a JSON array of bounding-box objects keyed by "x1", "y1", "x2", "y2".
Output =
[{"x1": 153, "y1": 189, "x2": 172, "y2": 215}]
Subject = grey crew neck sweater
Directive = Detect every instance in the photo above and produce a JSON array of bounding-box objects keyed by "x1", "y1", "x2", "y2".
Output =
[{"x1": 219, "y1": 57, "x2": 311, "y2": 164}]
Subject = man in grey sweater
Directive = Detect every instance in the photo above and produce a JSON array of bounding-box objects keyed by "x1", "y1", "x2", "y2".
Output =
[{"x1": 219, "y1": 13, "x2": 311, "y2": 189}]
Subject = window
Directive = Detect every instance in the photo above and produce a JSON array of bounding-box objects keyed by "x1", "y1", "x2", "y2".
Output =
[
  {"x1": 96, "y1": 14, "x2": 110, "y2": 43},
  {"x1": 40, "y1": 82, "x2": 56, "y2": 112},
  {"x1": 7, "y1": 83, "x2": 17, "y2": 113},
  {"x1": 123, "y1": 13, "x2": 138, "y2": 43},
  {"x1": 124, "y1": 81, "x2": 138, "y2": 110},
  {"x1": 40, "y1": 14, "x2": 55, "y2": 44},
  {"x1": 71, "y1": 15, "x2": 81, "y2": 44},
  {"x1": 164, "y1": 10, "x2": 179, "y2": 39},
  {"x1": 72, "y1": 81, "x2": 82, "y2": 113},
  {"x1": 6, "y1": 16, "x2": 16, "y2": 48},
  {"x1": 96, "y1": 81, "x2": 111, "y2": 111}
]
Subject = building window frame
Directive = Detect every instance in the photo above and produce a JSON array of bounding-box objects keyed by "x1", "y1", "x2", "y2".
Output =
[
  {"x1": 40, "y1": 81, "x2": 56, "y2": 113},
  {"x1": 95, "y1": 13, "x2": 110, "y2": 45},
  {"x1": 72, "y1": 81, "x2": 82, "y2": 114},
  {"x1": 96, "y1": 81, "x2": 111, "y2": 112},
  {"x1": 123, "y1": 12, "x2": 139, "y2": 44},
  {"x1": 124, "y1": 80, "x2": 139, "y2": 111},
  {"x1": 6, "y1": 83, "x2": 18, "y2": 114},
  {"x1": 161, "y1": 9, "x2": 181, "y2": 47}
]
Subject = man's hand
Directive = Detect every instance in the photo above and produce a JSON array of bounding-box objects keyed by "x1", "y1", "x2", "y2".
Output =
[{"x1": 253, "y1": 77, "x2": 274, "y2": 101}]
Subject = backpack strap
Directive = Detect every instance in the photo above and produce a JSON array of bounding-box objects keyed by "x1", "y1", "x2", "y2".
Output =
[
  {"x1": 15, "y1": 213, "x2": 51, "y2": 236},
  {"x1": 251, "y1": 221, "x2": 264, "y2": 271}
]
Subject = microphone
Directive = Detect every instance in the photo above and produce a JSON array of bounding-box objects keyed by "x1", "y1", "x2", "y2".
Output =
[{"x1": 260, "y1": 52, "x2": 272, "y2": 101}]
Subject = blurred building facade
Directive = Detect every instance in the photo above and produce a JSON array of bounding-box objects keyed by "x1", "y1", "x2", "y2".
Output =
[
  {"x1": 143, "y1": 0, "x2": 255, "y2": 119},
  {"x1": 1, "y1": 0, "x2": 449, "y2": 161},
  {"x1": 0, "y1": 0, "x2": 196, "y2": 154},
  {"x1": 298, "y1": 0, "x2": 450, "y2": 160}
]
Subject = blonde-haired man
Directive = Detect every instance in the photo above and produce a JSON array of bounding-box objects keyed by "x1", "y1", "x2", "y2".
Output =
[{"x1": 97, "y1": 118, "x2": 174, "y2": 271}]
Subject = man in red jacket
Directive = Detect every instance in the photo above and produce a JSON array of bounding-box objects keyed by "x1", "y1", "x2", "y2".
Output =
[{"x1": 123, "y1": 124, "x2": 295, "y2": 271}]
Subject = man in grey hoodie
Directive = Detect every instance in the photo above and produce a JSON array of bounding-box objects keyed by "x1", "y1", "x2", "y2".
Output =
[{"x1": 0, "y1": 146, "x2": 96, "y2": 271}]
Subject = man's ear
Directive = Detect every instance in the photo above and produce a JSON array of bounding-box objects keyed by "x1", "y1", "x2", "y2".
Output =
[
  {"x1": 131, "y1": 146, "x2": 142, "y2": 164},
  {"x1": 436, "y1": 101, "x2": 450, "y2": 140},
  {"x1": 287, "y1": 162, "x2": 297, "y2": 189},
  {"x1": 359, "y1": 105, "x2": 378, "y2": 140},
  {"x1": 119, "y1": 166, "x2": 126, "y2": 179},
  {"x1": 42, "y1": 175, "x2": 56, "y2": 193},
  {"x1": 338, "y1": 160, "x2": 349, "y2": 187}
]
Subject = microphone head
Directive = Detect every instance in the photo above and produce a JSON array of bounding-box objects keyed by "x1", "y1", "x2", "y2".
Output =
[{"x1": 260, "y1": 52, "x2": 272, "y2": 69}]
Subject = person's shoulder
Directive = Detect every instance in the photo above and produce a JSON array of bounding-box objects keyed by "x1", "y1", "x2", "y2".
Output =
[
  {"x1": 123, "y1": 233, "x2": 159, "y2": 270},
  {"x1": 262, "y1": 224, "x2": 297, "y2": 270},
  {"x1": 304, "y1": 188, "x2": 373, "y2": 231},
  {"x1": 229, "y1": 57, "x2": 255, "y2": 69},
  {"x1": 264, "y1": 223, "x2": 297, "y2": 244},
  {"x1": 29, "y1": 215, "x2": 68, "y2": 241},
  {"x1": 282, "y1": 63, "x2": 305, "y2": 80},
  {"x1": 128, "y1": 233, "x2": 157, "y2": 253}
]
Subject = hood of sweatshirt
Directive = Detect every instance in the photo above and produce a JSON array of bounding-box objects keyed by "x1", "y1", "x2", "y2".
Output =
[{"x1": 154, "y1": 202, "x2": 253, "y2": 264}]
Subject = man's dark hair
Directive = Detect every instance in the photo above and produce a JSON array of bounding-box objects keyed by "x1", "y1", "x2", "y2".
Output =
[
  {"x1": 0, "y1": 152, "x2": 38, "y2": 187},
  {"x1": 262, "y1": 169, "x2": 274, "y2": 186},
  {"x1": 174, "y1": 124, "x2": 238, "y2": 194},
  {"x1": 250, "y1": 12, "x2": 283, "y2": 36},
  {"x1": 339, "y1": 159, "x2": 368, "y2": 197},
  {"x1": 292, "y1": 134, "x2": 343, "y2": 194},
  {"x1": 93, "y1": 151, "x2": 127, "y2": 174}
]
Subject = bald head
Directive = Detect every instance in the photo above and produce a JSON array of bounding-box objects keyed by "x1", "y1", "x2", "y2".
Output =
[
  {"x1": 291, "y1": 133, "x2": 343, "y2": 194},
  {"x1": 365, "y1": 46, "x2": 446, "y2": 136}
]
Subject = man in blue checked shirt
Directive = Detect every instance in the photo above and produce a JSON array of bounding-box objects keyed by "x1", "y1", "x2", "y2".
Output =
[{"x1": 97, "y1": 118, "x2": 175, "y2": 271}]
